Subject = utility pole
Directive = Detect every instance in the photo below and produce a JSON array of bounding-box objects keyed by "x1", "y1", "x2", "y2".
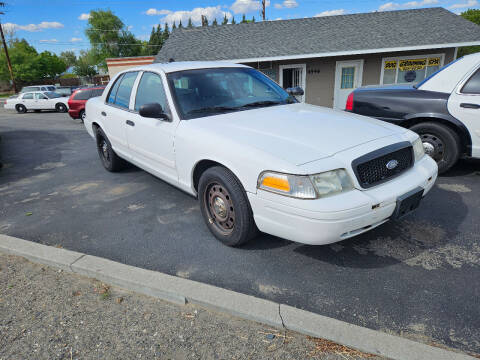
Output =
[
  {"x1": 261, "y1": 0, "x2": 266, "y2": 20},
  {"x1": 0, "y1": 21, "x2": 15, "y2": 93}
]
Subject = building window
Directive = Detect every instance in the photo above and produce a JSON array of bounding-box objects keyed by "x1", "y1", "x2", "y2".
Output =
[{"x1": 381, "y1": 54, "x2": 444, "y2": 85}]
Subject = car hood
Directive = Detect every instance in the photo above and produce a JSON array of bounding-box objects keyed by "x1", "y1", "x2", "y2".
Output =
[{"x1": 190, "y1": 103, "x2": 406, "y2": 165}]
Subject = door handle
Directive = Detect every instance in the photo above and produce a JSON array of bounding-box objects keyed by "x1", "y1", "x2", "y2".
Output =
[
  {"x1": 101, "y1": 111, "x2": 107, "y2": 116},
  {"x1": 460, "y1": 103, "x2": 480, "y2": 109},
  {"x1": 126, "y1": 120, "x2": 135, "y2": 127}
]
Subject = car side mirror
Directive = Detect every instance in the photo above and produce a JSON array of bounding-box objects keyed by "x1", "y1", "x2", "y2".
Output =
[
  {"x1": 139, "y1": 103, "x2": 170, "y2": 121},
  {"x1": 286, "y1": 87, "x2": 304, "y2": 96}
]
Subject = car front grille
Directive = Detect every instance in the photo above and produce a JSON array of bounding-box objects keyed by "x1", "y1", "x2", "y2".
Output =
[{"x1": 352, "y1": 142, "x2": 414, "y2": 188}]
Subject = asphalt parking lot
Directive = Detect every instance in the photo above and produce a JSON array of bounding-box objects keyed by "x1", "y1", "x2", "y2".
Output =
[{"x1": 1, "y1": 109, "x2": 479, "y2": 356}]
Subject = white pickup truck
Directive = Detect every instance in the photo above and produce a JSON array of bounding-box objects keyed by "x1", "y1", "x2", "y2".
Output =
[{"x1": 84, "y1": 62, "x2": 437, "y2": 247}]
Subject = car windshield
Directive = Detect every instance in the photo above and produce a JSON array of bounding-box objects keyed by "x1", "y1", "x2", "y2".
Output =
[
  {"x1": 167, "y1": 67, "x2": 296, "y2": 120},
  {"x1": 44, "y1": 91, "x2": 62, "y2": 99}
]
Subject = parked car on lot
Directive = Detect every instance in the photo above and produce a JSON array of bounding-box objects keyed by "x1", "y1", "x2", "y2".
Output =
[
  {"x1": 346, "y1": 53, "x2": 480, "y2": 173},
  {"x1": 84, "y1": 62, "x2": 437, "y2": 247},
  {"x1": 55, "y1": 86, "x2": 75, "y2": 97},
  {"x1": 20, "y1": 85, "x2": 56, "y2": 93},
  {"x1": 68, "y1": 86, "x2": 105, "y2": 121},
  {"x1": 4, "y1": 91, "x2": 69, "y2": 113}
]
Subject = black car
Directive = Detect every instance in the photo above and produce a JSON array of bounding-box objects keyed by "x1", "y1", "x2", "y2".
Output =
[{"x1": 347, "y1": 54, "x2": 480, "y2": 173}]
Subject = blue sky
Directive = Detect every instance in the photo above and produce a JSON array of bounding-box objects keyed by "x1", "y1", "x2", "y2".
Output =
[{"x1": 1, "y1": 0, "x2": 478, "y2": 54}]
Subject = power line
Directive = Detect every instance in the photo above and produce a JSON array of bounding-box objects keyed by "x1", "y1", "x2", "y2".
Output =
[{"x1": 32, "y1": 40, "x2": 163, "y2": 47}]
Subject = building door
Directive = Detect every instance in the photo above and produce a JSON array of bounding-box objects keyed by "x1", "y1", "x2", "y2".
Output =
[
  {"x1": 334, "y1": 60, "x2": 364, "y2": 109},
  {"x1": 279, "y1": 64, "x2": 306, "y2": 102}
]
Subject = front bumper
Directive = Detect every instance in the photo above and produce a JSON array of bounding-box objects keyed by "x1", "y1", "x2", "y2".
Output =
[{"x1": 248, "y1": 155, "x2": 438, "y2": 245}]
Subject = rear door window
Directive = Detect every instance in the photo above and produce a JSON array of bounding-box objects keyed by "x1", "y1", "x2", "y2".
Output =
[
  {"x1": 22, "y1": 93, "x2": 34, "y2": 99},
  {"x1": 109, "y1": 72, "x2": 138, "y2": 109},
  {"x1": 107, "y1": 74, "x2": 124, "y2": 104},
  {"x1": 461, "y1": 69, "x2": 480, "y2": 94}
]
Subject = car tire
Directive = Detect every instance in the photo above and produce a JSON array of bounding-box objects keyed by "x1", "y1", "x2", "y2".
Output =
[
  {"x1": 410, "y1": 122, "x2": 460, "y2": 174},
  {"x1": 95, "y1": 127, "x2": 126, "y2": 172},
  {"x1": 16, "y1": 104, "x2": 27, "y2": 113},
  {"x1": 198, "y1": 166, "x2": 258, "y2": 247},
  {"x1": 79, "y1": 110, "x2": 86, "y2": 122},
  {"x1": 56, "y1": 103, "x2": 67, "y2": 113}
]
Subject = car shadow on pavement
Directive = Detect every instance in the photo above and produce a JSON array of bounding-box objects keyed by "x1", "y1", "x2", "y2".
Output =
[
  {"x1": 292, "y1": 185, "x2": 468, "y2": 269},
  {"x1": 441, "y1": 158, "x2": 480, "y2": 177}
]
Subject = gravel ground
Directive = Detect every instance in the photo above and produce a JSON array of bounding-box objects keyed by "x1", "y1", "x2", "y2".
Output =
[{"x1": 0, "y1": 253, "x2": 381, "y2": 360}]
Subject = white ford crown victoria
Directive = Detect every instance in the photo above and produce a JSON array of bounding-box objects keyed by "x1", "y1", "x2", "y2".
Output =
[{"x1": 84, "y1": 62, "x2": 437, "y2": 247}]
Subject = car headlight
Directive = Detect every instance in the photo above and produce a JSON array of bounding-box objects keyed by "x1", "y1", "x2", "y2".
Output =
[
  {"x1": 310, "y1": 169, "x2": 354, "y2": 198},
  {"x1": 257, "y1": 169, "x2": 354, "y2": 199},
  {"x1": 412, "y1": 137, "x2": 425, "y2": 162}
]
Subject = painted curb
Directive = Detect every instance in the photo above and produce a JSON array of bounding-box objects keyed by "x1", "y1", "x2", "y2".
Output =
[{"x1": 0, "y1": 234, "x2": 476, "y2": 360}]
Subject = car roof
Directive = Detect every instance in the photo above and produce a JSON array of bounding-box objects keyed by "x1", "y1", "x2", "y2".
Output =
[{"x1": 124, "y1": 61, "x2": 248, "y2": 74}]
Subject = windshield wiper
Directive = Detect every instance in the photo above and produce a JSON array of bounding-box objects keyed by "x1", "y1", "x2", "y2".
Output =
[
  {"x1": 241, "y1": 100, "x2": 283, "y2": 108},
  {"x1": 187, "y1": 106, "x2": 240, "y2": 114}
]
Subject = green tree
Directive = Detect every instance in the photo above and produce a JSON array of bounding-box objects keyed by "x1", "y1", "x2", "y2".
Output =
[
  {"x1": 178, "y1": 19, "x2": 183, "y2": 28},
  {"x1": 251, "y1": 16, "x2": 256, "y2": 23},
  {"x1": 241, "y1": 14, "x2": 247, "y2": 23},
  {"x1": 231, "y1": 16, "x2": 236, "y2": 24},
  {"x1": 458, "y1": 9, "x2": 480, "y2": 58},
  {"x1": 36, "y1": 51, "x2": 67, "y2": 79},
  {"x1": 201, "y1": 15, "x2": 209, "y2": 26},
  {"x1": 0, "y1": 39, "x2": 67, "y2": 82},
  {"x1": 60, "y1": 51, "x2": 77, "y2": 67},
  {"x1": 0, "y1": 39, "x2": 38, "y2": 82},
  {"x1": 187, "y1": 17, "x2": 193, "y2": 28},
  {"x1": 162, "y1": 23, "x2": 170, "y2": 42},
  {"x1": 85, "y1": 9, "x2": 142, "y2": 68},
  {"x1": 172, "y1": 21, "x2": 177, "y2": 30},
  {"x1": 73, "y1": 49, "x2": 98, "y2": 81},
  {"x1": 212, "y1": 18, "x2": 218, "y2": 26},
  {"x1": 222, "y1": 14, "x2": 229, "y2": 25}
]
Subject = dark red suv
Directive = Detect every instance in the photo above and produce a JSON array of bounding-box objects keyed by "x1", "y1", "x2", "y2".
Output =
[{"x1": 68, "y1": 86, "x2": 105, "y2": 121}]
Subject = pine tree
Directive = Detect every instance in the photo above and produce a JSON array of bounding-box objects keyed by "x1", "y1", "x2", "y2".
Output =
[
  {"x1": 187, "y1": 17, "x2": 193, "y2": 28},
  {"x1": 252, "y1": 16, "x2": 256, "y2": 23},
  {"x1": 212, "y1": 18, "x2": 218, "y2": 26},
  {"x1": 241, "y1": 14, "x2": 247, "y2": 23},
  {"x1": 178, "y1": 19, "x2": 183, "y2": 28},
  {"x1": 163, "y1": 23, "x2": 170, "y2": 42},
  {"x1": 201, "y1": 15, "x2": 208, "y2": 26},
  {"x1": 172, "y1": 21, "x2": 177, "y2": 30},
  {"x1": 222, "y1": 14, "x2": 228, "y2": 25},
  {"x1": 231, "y1": 16, "x2": 236, "y2": 24}
]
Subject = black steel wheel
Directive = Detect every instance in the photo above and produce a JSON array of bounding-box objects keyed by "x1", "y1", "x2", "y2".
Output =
[
  {"x1": 410, "y1": 122, "x2": 460, "y2": 174},
  {"x1": 199, "y1": 166, "x2": 258, "y2": 247},
  {"x1": 56, "y1": 103, "x2": 67, "y2": 113},
  {"x1": 205, "y1": 181, "x2": 236, "y2": 236},
  {"x1": 80, "y1": 110, "x2": 86, "y2": 122},
  {"x1": 16, "y1": 104, "x2": 27, "y2": 113},
  {"x1": 95, "y1": 127, "x2": 126, "y2": 172}
]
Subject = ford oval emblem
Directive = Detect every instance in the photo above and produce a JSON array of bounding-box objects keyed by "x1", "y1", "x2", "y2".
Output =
[{"x1": 386, "y1": 159, "x2": 399, "y2": 170}]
